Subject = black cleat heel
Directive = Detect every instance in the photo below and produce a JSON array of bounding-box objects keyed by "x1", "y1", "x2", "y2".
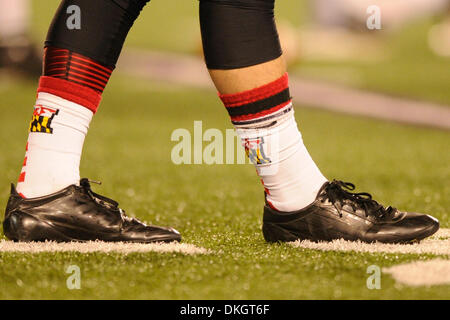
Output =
[
  {"x1": 4, "y1": 211, "x2": 42, "y2": 241},
  {"x1": 263, "y1": 222, "x2": 300, "y2": 243},
  {"x1": 3, "y1": 211, "x2": 70, "y2": 242}
]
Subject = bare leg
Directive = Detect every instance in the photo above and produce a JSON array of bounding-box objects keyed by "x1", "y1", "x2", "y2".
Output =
[{"x1": 208, "y1": 56, "x2": 286, "y2": 94}]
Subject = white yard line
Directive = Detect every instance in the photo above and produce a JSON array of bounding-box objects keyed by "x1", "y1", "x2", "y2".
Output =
[
  {"x1": 118, "y1": 49, "x2": 450, "y2": 130},
  {"x1": 383, "y1": 259, "x2": 450, "y2": 286},
  {"x1": 0, "y1": 240, "x2": 210, "y2": 255},
  {"x1": 289, "y1": 228, "x2": 450, "y2": 255}
]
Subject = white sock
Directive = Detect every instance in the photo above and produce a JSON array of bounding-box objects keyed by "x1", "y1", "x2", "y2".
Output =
[
  {"x1": 235, "y1": 104, "x2": 327, "y2": 212},
  {"x1": 17, "y1": 92, "x2": 93, "y2": 198}
]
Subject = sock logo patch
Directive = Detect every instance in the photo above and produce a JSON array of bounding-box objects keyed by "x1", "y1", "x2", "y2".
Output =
[
  {"x1": 244, "y1": 137, "x2": 271, "y2": 165},
  {"x1": 29, "y1": 106, "x2": 59, "y2": 134}
]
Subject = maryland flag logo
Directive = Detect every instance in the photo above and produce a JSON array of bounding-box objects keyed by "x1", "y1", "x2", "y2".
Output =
[
  {"x1": 244, "y1": 137, "x2": 271, "y2": 165},
  {"x1": 29, "y1": 105, "x2": 59, "y2": 134}
]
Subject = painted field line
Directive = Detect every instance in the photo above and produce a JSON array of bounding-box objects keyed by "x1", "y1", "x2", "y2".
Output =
[
  {"x1": 383, "y1": 259, "x2": 450, "y2": 286},
  {"x1": 290, "y1": 228, "x2": 450, "y2": 255},
  {"x1": 0, "y1": 240, "x2": 210, "y2": 255}
]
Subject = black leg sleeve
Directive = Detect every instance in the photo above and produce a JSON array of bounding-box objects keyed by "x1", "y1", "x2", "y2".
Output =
[
  {"x1": 199, "y1": 0, "x2": 282, "y2": 70},
  {"x1": 45, "y1": 0, "x2": 150, "y2": 68}
]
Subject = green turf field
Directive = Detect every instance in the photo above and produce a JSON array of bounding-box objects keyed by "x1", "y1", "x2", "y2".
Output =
[
  {"x1": 0, "y1": 0, "x2": 448, "y2": 300},
  {"x1": 0, "y1": 76, "x2": 448, "y2": 299}
]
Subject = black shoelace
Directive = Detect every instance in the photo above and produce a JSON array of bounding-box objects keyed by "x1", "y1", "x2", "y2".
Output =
[
  {"x1": 324, "y1": 180, "x2": 395, "y2": 220},
  {"x1": 80, "y1": 178, "x2": 142, "y2": 227},
  {"x1": 80, "y1": 178, "x2": 144, "y2": 227},
  {"x1": 80, "y1": 178, "x2": 119, "y2": 209}
]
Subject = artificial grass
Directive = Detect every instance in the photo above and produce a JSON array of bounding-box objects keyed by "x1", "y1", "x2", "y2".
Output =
[{"x1": 0, "y1": 76, "x2": 448, "y2": 299}]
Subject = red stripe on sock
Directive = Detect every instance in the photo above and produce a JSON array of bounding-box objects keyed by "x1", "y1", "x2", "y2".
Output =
[
  {"x1": 69, "y1": 64, "x2": 110, "y2": 82},
  {"x1": 46, "y1": 74, "x2": 67, "y2": 79},
  {"x1": 220, "y1": 73, "x2": 289, "y2": 108},
  {"x1": 46, "y1": 67, "x2": 67, "y2": 73},
  {"x1": 47, "y1": 48, "x2": 68, "y2": 53},
  {"x1": 46, "y1": 61, "x2": 67, "y2": 68},
  {"x1": 18, "y1": 172, "x2": 26, "y2": 183},
  {"x1": 45, "y1": 54, "x2": 69, "y2": 59},
  {"x1": 44, "y1": 46, "x2": 114, "y2": 95},
  {"x1": 69, "y1": 60, "x2": 112, "y2": 79},
  {"x1": 68, "y1": 68, "x2": 108, "y2": 86},
  {"x1": 38, "y1": 76, "x2": 101, "y2": 113},
  {"x1": 45, "y1": 73, "x2": 67, "y2": 78},
  {"x1": 45, "y1": 47, "x2": 69, "y2": 54},
  {"x1": 67, "y1": 75, "x2": 104, "y2": 91},
  {"x1": 71, "y1": 53, "x2": 113, "y2": 74},
  {"x1": 67, "y1": 78, "x2": 104, "y2": 93}
]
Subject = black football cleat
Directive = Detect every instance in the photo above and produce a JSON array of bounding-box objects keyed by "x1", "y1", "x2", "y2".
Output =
[
  {"x1": 3, "y1": 178, "x2": 181, "y2": 243},
  {"x1": 263, "y1": 180, "x2": 439, "y2": 244}
]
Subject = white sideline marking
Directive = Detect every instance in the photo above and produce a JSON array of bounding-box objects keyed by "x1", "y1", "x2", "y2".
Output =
[
  {"x1": 289, "y1": 228, "x2": 450, "y2": 255},
  {"x1": 0, "y1": 240, "x2": 210, "y2": 255},
  {"x1": 383, "y1": 259, "x2": 450, "y2": 286}
]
